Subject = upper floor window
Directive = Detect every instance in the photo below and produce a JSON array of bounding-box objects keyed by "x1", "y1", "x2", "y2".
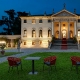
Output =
[
  {"x1": 32, "y1": 19, "x2": 36, "y2": 24},
  {"x1": 23, "y1": 30, "x2": 27, "y2": 37},
  {"x1": 39, "y1": 30, "x2": 42, "y2": 37},
  {"x1": 39, "y1": 19, "x2": 42, "y2": 23},
  {"x1": 24, "y1": 19, "x2": 27, "y2": 23},
  {"x1": 78, "y1": 19, "x2": 80, "y2": 23},
  {"x1": 78, "y1": 30, "x2": 80, "y2": 36},
  {"x1": 48, "y1": 29, "x2": 51, "y2": 37},
  {"x1": 32, "y1": 30, "x2": 36, "y2": 37},
  {"x1": 48, "y1": 19, "x2": 51, "y2": 23}
]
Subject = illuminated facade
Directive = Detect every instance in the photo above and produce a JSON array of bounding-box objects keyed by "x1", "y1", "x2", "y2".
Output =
[{"x1": 20, "y1": 8, "x2": 80, "y2": 48}]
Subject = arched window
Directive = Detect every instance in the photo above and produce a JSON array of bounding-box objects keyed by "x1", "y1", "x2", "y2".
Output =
[
  {"x1": 70, "y1": 30, "x2": 73, "y2": 38},
  {"x1": 39, "y1": 30, "x2": 42, "y2": 37},
  {"x1": 48, "y1": 29, "x2": 51, "y2": 37},
  {"x1": 32, "y1": 29, "x2": 36, "y2": 37},
  {"x1": 23, "y1": 29, "x2": 27, "y2": 37},
  {"x1": 78, "y1": 30, "x2": 80, "y2": 37}
]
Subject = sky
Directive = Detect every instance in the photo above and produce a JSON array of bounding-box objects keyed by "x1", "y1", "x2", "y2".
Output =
[{"x1": 0, "y1": 0, "x2": 80, "y2": 32}]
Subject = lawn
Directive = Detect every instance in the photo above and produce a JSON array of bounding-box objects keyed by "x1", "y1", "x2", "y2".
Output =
[
  {"x1": 0, "y1": 52, "x2": 80, "y2": 80},
  {"x1": 0, "y1": 52, "x2": 22, "y2": 57}
]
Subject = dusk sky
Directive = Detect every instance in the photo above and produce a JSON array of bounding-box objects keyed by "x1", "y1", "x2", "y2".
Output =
[{"x1": 0, "y1": 0, "x2": 80, "y2": 32}]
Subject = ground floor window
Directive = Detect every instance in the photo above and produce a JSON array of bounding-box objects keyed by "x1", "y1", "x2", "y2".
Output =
[
  {"x1": 39, "y1": 40, "x2": 42, "y2": 45},
  {"x1": 24, "y1": 42, "x2": 26, "y2": 45},
  {"x1": 32, "y1": 41, "x2": 35, "y2": 45}
]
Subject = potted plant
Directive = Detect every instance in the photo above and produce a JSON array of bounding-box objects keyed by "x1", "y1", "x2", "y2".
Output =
[{"x1": 0, "y1": 44, "x2": 6, "y2": 55}]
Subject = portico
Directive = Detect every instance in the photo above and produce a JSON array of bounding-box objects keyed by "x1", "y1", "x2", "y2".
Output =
[{"x1": 51, "y1": 9, "x2": 77, "y2": 39}]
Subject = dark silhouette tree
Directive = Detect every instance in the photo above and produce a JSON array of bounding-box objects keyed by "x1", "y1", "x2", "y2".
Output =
[{"x1": 0, "y1": 9, "x2": 28, "y2": 35}]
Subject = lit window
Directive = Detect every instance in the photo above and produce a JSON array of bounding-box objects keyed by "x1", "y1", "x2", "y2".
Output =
[
  {"x1": 78, "y1": 30, "x2": 80, "y2": 36},
  {"x1": 39, "y1": 19, "x2": 42, "y2": 23},
  {"x1": 39, "y1": 30, "x2": 42, "y2": 37},
  {"x1": 39, "y1": 40, "x2": 42, "y2": 45},
  {"x1": 48, "y1": 29, "x2": 51, "y2": 37},
  {"x1": 32, "y1": 41, "x2": 35, "y2": 45},
  {"x1": 23, "y1": 30, "x2": 27, "y2": 37},
  {"x1": 24, "y1": 42, "x2": 26, "y2": 45},
  {"x1": 32, "y1": 30, "x2": 36, "y2": 37},
  {"x1": 32, "y1": 19, "x2": 36, "y2": 23},
  {"x1": 24, "y1": 20, "x2": 27, "y2": 23}
]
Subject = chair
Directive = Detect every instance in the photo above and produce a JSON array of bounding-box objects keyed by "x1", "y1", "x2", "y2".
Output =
[
  {"x1": 43, "y1": 56, "x2": 56, "y2": 72},
  {"x1": 71, "y1": 56, "x2": 80, "y2": 73},
  {"x1": 7, "y1": 57, "x2": 22, "y2": 73}
]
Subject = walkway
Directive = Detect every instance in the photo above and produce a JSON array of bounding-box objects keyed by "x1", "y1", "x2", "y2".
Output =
[{"x1": 0, "y1": 48, "x2": 80, "y2": 64}]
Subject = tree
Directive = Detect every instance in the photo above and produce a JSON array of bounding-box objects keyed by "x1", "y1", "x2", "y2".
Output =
[{"x1": 0, "y1": 9, "x2": 28, "y2": 35}]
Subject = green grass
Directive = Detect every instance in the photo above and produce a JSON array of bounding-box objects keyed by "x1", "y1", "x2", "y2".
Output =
[
  {"x1": 0, "y1": 52, "x2": 22, "y2": 57},
  {"x1": 0, "y1": 52, "x2": 80, "y2": 80}
]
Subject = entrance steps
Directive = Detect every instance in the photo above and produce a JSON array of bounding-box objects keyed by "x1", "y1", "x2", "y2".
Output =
[{"x1": 51, "y1": 38, "x2": 78, "y2": 49}]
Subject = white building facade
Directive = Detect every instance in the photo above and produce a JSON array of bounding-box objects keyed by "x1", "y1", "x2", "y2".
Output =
[{"x1": 20, "y1": 9, "x2": 80, "y2": 48}]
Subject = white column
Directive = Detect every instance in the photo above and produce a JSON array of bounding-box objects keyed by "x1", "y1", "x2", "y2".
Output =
[
  {"x1": 11, "y1": 39, "x2": 13, "y2": 48},
  {"x1": 68, "y1": 21, "x2": 70, "y2": 39},
  {"x1": 52, "y1": 20, "x2": 53, "y2": 36},
  {"x1": 74, "y1": 21, "x2": 77, "y2": 36},
  {"x1": 59, "y1": 22, "x2": 61, "y2": 39}
]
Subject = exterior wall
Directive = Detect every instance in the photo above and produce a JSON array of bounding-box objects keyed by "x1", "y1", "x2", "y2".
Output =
[{"x1": 21, "y1": 16, "x2": 52, "y2": 48}]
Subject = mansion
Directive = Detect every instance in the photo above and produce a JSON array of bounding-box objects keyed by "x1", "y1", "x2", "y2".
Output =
[
  {"x1": 20, "y1": 8, "x2": 80, "y2": 48},
  {"x1": 1, "y1": 7, "x2": 80, "y2": 49}
]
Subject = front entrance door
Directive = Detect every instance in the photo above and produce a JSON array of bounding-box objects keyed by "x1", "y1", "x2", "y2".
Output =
[{"x1": 62, "y1": 30, "x2": 66, "y2": 38}]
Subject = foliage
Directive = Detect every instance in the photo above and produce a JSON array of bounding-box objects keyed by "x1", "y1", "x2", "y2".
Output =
[
  {"x1": 51, "y1": 35, "x2": 55, "y2": 43},
  {"x1": 14, "y1": 37, "x2": 20, "y2": 45},
  {"x1": 0, "y1": 9, "x2": 28, "y2": 35},
  {"x1": 0, "y1": 52, "x2": 80, "y2": 80},
  {"x1": 73, "y1": 36, "x2": 77, "y2": 43},
  {"x1": 0, "y1": 44, "x2": 6, "y2": 50},
  {"x1": 0, "y1": 37, "x2": 8, "y2": 42}
]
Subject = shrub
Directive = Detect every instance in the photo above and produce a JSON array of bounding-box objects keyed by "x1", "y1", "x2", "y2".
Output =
[{"x1": 73, "y1": 36, "x2": 77, "y2": 43}]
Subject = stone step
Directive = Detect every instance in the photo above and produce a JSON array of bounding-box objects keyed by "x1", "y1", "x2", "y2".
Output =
[{"x1": 50, "y1": 38, "x2": 78, "y2": 49}]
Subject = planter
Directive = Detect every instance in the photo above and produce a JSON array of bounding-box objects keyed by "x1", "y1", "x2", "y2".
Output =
[{"x1": 1, "y1": 50, "x2": 5, "y2": 55}]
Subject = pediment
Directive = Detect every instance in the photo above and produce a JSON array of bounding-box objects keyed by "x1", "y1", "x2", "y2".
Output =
[{"x1": 52, "y1": 9, "x2": 77, "y2": 17}]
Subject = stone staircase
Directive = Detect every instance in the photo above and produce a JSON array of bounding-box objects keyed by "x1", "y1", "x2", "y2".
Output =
[{"x1": 51, "y1": 38, "x2": 78, "y2": 49}]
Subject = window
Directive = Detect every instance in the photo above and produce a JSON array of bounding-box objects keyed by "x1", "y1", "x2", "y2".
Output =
[
  {"x1": 56, "y1": 24, "x2": 59, "y2": 27},
  {"x1": 78, "y1": 30, "x2": 80, "y2": 36},
  {"x1": 70, "y1": 24, "x2": 72, "y2": 26},
  {"x1": 24, "y1": 42, "x2": 26, "y2": 45},
  {"x1": 32, "y1": 41, "x2": 35, "y2": 45},
  {"x1": 48, "y1": 19, "x2": 51, "y2": 23},
  {"x1": 39, "y1": 40, "x2": 42, "y2": 45},
  {"x1": 39, "y1": 30, "x2": 42, "y2": 37},
  {"x1": 32, "y1": 30, "x2": 36, "y2": 37},
  {"x1": 78, "y1": 19, "x2": 80, "y2": 22},
  {"x1": 48, "y1": 29, "x2": 51, "y2": 37},
  {"x1": 39, "y1": 19, "x2": 42, "y2": 23},
  {"x1": 23, "y1": 30, "x2": 27, "y2": 37},
  {"x1": 63, "y1": 24, "x2": 65, "y2": 26},
  {"x1": 32, "y1": 19, "x2": 36, "y2": 23},
  {"x1": 24, "y1": 20, "x2": 27, "y2": 23}
]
